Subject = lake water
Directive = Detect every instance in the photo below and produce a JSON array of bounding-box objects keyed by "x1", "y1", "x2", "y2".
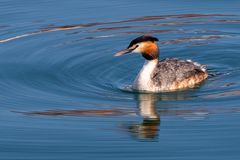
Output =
[{"x1": 1, "y1": 0, "x2": 240, "y2": 159}]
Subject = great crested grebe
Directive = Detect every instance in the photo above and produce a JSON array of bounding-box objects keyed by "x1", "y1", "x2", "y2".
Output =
[{"x1": 115, "y1": 35, "x2": 208, "y2": 92}]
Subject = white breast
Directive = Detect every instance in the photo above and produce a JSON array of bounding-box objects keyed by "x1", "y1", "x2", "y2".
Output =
[{"x1": 133, "y1": 60, "x2": 158, "y2": 91}]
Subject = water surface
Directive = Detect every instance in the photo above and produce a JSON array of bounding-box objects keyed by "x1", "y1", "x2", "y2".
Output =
[{"x1": 1, "y1": 0, "x2": 240, "y2": 159}]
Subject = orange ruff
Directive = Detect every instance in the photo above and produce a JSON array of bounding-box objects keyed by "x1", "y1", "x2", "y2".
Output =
[{"x1": 142, "y1": 41, "x2": 159, "y2": 56}]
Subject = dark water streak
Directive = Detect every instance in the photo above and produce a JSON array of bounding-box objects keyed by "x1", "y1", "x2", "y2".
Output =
[{"x1": 1, "y1": 14, "x2": 237, "y2": 43}]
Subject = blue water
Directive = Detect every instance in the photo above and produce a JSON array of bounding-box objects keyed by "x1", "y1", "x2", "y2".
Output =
[{"x1": 1, "y1": 0, "x2": 240, "y2": 159}]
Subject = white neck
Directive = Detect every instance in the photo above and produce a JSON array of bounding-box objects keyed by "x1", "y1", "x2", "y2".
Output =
[{"x1": 133, "y1": 59, "x2": 158, "y2": 91}]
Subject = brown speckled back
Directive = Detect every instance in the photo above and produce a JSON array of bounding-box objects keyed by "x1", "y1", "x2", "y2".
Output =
[{"x1": 151, "y1": 58, "x2": 207, "y2": 89}]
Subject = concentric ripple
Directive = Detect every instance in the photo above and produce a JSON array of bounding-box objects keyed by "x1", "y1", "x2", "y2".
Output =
[{"x1": 0, "y1": 12, "x2": 240, "y2": 114}]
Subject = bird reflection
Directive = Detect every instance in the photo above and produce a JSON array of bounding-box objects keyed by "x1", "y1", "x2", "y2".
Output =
[
  {"x1": 126, "y1": 91, "x2": 191, "y2": 140},
  {"x1": 126, "y1": 93, "x2": 160, "y2": 140}
]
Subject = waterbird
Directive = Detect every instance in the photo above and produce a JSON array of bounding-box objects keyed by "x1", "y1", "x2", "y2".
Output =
[{"x1": 115, "y1": 35, "x2": 208, "y2": 92}]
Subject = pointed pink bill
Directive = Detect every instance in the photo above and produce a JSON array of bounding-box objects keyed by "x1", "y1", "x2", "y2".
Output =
[{"x1": 114, "y1": 49, "x2": 132, "y2": 56}]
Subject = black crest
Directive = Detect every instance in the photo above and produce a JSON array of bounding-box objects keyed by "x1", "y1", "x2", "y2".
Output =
[{"x1": 127, "y1": 35, "x2": 159, "y2": 48}]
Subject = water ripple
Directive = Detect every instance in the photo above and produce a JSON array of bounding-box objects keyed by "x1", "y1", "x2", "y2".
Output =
[{"x1": 1, "y1": 10, "x2": 240, "y2": 146}]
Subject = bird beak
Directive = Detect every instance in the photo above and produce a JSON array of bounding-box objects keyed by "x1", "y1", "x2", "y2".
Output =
[{"x1": 114, "y1": 48, "x2": 133, "y2": 56}]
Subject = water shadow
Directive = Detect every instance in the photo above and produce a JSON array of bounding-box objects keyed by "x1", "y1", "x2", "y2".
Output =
[{"x1": 18, "y1": 109, "x2": 135, "y2": 117}]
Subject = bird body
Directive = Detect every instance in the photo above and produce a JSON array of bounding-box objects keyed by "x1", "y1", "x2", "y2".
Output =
[
  {"x1": 133, "y1": 58, "x2": 207, "y2": 92},
  {"x1": 115, "y1": 35, "x2": 208, "y2": 92}
]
